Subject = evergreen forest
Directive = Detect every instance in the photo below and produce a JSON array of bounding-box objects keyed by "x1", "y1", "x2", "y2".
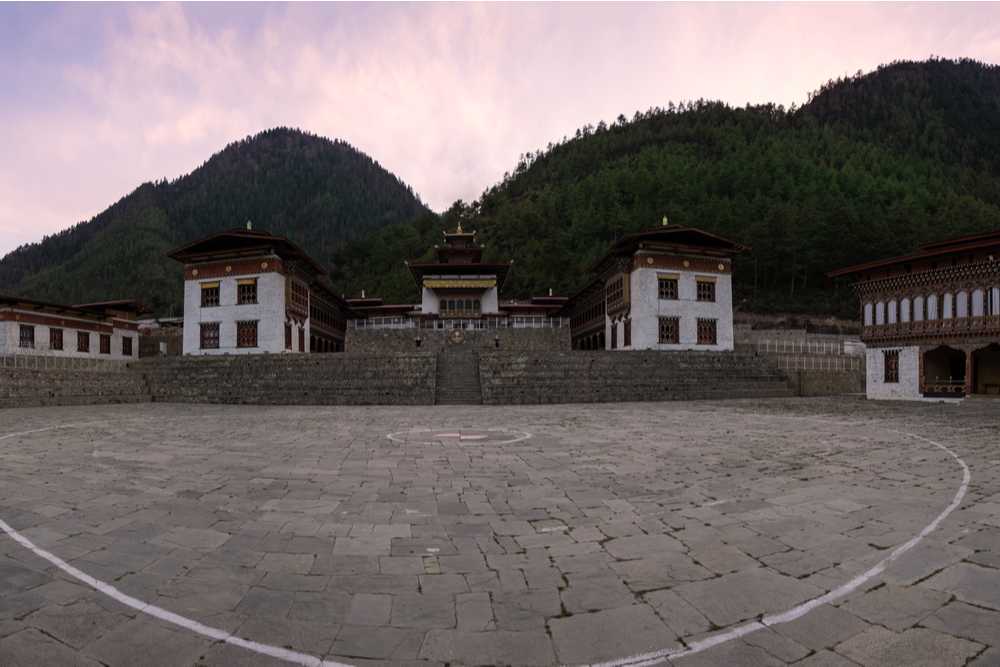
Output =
[{"x1": 3, "y1": 58, "x2": 1000, "y2": 318}]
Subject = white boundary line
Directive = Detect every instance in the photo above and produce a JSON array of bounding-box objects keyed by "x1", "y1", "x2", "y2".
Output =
[
  {"x1": 0, "y1": 424, "x2": 350, "y2": 667},
  {"x1": 583, "y1": 423, "x2": 972, "y2": 667},
  {"x1": 0, "y1": 417, "x2": 971, "y2": 667},
  {"x1": 386, "y1": 427, "x2": 533, "y2": 445}
]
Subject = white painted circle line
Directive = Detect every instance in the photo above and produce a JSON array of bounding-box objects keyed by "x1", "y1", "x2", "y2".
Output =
[
  {"x1": 581, "y1": 424, "x2": 972, "y2": 667},
  {"x1": 386, "y1": 427, "x2": 532, "y2": 445},
  {"x1": 0, "y1": 424, "x2": 350, "y2": 667},
  {"x1": 0, "y1": 418, "x2": 972, "y2": 667}
]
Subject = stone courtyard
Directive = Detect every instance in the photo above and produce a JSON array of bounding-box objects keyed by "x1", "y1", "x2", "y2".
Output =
[{"x1": 0, "y1": 398, "x2": 998, "y2": 667}]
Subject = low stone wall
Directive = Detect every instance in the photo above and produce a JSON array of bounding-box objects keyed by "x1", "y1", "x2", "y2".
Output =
[
  {"x1": 346, "y1": 327, "x2": 570, "y2": 354},
  {"x1": 0, "y1": 350, "x2": 862, "y2": 409},
  {"x1": 786, "y1": 370, "x2": 865, "y2": 397},
  {"x1": 0, "y1": 367, "x2": 149, "y2": 408},
  {"x1": 136, "y1": 354, "x2": 437, "y2": 405},
  {"x1": 478, "y1": 351, "x2": 794, "y2": 404}
]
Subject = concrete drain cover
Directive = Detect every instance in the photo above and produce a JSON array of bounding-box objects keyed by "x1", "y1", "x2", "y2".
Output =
[{"x1": 386, "y1": 428, "x2": 532, "y2": 445}]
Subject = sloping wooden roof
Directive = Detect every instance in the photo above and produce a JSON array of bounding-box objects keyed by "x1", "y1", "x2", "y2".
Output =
[{"x1": 828, "y1": 229, "x2": 1000, "y2": 278}]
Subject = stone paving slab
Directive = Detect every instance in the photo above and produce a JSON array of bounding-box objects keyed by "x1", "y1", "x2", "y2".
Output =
[{"x1": 0, "y1": 397, "x2": 997, "y2": 666}]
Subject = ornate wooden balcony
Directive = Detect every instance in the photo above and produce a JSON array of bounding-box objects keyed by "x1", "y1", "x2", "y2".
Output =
[{"x1": 863, "y1": 315, "x2": 1000, "y2": 344}]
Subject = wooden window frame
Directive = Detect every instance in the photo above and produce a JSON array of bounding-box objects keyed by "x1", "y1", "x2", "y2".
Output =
[
  {"x1": 658, "y1": 276, "x2": 678, "y2": 300},
  {"x1": 18, "y1": 324, "x2": 34, "y2": 349},
  {"x1": 99, "y1": 334, "x2": 111, "y2": 355},
  {"x1": 696, "y1": 318, "x2": 717, "y2": 345},
  {"x1": 77, "y1": 331, "x2": 90, "y2": 353},
  {"x1": 884, "y1": 350, "x2": 900, "y2": 384},
  {"x1": 237, "y1": 279, "x2": 258, "y2": 305},
  {"x1": 50, "y1": 327, "x2": 63, "y2": 351},
  {"x1": 236, "y1": 320, "x2": 258, "y2": 348},
  {"x1": 122, "y1": 336, "x2": 133, "y2": 357},
  {"x1": 200, "y1": 282, "x2": 220, "y2": 308},
  {"x1": 696, "y1": 279, "x2": 717, "y2": 303},
  {"x1": 658, "y1": 317, "x2": 679, "y2": 344},
  {"x1": 200, "y1": 322, "x2": 220, "y2": 350}
]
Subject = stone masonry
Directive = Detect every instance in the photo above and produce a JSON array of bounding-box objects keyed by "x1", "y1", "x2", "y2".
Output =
[
  {"x1": 345, "y1": 327, "x2": 571, "y2": 354},
  {"x1": 0, "y1": 398, "x2": 997, "y2": 666}
]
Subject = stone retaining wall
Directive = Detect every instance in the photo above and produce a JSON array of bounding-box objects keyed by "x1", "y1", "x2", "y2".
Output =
[
  {"x1": 478, "y1": 351, "x2": 795, "y2": 404},
  {"x1": 0, "y1": 367, "x2": 149, "y2": 408},
  {"x1": 786, "y1": 369, "x2": 866, "y2": 397},
  {"x1": 0, "y1": 350, "x2": 864, "y2": 408},
  {"x1": 346, "y1": 327, "x2": 570, "y2": 354},
  {"x1": 136, "y1": 354, "x2": 437, "y2": 405}
]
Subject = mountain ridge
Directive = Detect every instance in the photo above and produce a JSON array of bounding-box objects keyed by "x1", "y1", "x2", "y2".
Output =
[
  {"x1": 0, "y1": 127, "x2": 428, "y2": 314},
  {"x1": 5, "y1": 58, "x2": 1000, "y2": 317}
]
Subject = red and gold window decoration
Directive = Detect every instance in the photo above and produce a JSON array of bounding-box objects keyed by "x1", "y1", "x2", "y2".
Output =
[
  {"x1": 236, "y1": 320, "x2": 258, "y2": 348},
  {"x1": 200, "y1": 322, "x2": 220, "y2": 349},
  {"x1": 696, "y1": 279, "x2": 716, "y2": 302},
  {"x1": 237, "y1": 279, "x2": 258, "y2": 305},
  {"x1": 696, "y1": 318, "x2": 717, "y2": 345},
  {"x1": 658, "y1": 317, "x2": 679, "y2": 344}
]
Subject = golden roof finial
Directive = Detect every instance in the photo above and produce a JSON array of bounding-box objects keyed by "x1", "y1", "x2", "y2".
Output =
[
  {"x1": 456, "y1": 221, "x2": 463, "y2": 234},
  {"x1": 662, "y1": 215, "x2": 669, "y2": 227}
]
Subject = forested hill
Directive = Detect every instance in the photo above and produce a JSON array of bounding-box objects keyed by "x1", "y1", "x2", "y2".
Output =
[
  {"x1": 5, "y1": 59, "x2": 1000, "y2": 318},
  {"x1": 0, "y1": 128, "x2": 427, "y2": 314},
  {"x1": 332, "y1": 58, "x2": 1000, "y2": 317}
]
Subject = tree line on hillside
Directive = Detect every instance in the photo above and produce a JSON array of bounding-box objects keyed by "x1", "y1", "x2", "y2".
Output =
[
  {"x1": 4, "y1": 59, "x2": 1000, "y2": 318},
  {"x1": 333, "y1": 59, "x2": 1000, "y2": 317},
  {"x1": 0, "y1": 128, "x2": 427, "y2": 315}
]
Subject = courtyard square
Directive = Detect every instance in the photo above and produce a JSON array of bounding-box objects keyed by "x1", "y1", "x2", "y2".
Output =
[{"x1": 0, "y1": 397, "x2": 998, "y2": 666}]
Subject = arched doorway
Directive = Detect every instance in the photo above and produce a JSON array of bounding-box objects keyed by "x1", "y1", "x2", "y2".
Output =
[
  {"x1": 972, "y1": 343, "x2": 1000, "y2": 396},
  {"x1": 922, "y1": 346, "x2": 967, "y2": 397}
]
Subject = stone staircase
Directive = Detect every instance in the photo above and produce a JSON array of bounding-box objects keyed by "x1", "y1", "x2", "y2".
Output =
[{"x1": 435, "y1": 349, "x2": 483, "y2": 405}]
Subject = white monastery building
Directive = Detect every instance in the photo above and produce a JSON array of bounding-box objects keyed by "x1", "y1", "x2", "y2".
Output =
[
  {"x1": 0, "y1": 296, "x2": 143, "y2": 360},
  {"x1": 565, "y1": 223, "x2": 746, "y2": 351},
  {"x1": 168, "y1": 228, "x2": 354, "y2": 356},
  {"x1": 830, "y1": 229, "x2": 1000, "y2": 400}
]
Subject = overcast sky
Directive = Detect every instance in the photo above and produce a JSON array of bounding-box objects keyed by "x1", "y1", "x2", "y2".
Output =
[{"x1": 2, "y1": 2, "x2": 1000, "y2": 257}]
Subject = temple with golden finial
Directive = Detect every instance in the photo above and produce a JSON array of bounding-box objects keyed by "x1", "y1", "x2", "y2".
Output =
[{"x1": 405, "y1": 223, "x2": 512, "y2": 319}]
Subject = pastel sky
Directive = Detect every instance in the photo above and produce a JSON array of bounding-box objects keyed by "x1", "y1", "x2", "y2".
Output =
[{"x1": 2, "y1": 2, "x2": 1000, "y2": 257}]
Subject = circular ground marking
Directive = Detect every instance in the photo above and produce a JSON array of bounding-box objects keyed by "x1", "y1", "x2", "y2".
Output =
[
  {"x1": 0, "y1": 403, "x2": 984, "y2": 667},
  {"x1": 386, "y1": 427, "x2": 532, "y2": 445}
]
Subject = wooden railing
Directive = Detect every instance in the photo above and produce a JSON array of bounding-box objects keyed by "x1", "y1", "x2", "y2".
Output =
[{"x1": 864, "y1": 315, "x2": 1000, "y2": 342}]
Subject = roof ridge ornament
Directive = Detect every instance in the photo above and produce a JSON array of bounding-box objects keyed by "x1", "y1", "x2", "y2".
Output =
[{"x1": 662, "y1": 215, "x2": 669, "y2": 227}]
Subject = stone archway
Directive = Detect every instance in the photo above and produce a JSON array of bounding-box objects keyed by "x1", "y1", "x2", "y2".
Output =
[
  {"x1": 972, "y1": 343, "x2": 1000, "y2": 396},
  {"x1": 922, "y1": 345, "x2": 967, "y2": 397}
]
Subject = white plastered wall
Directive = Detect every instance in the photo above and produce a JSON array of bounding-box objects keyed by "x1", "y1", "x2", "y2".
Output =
[
  {"x1": 865, "y1": 346, "x2": 921, "y2": 400},
  {"x1": 183, "y1": 272, "x2": 287, "y2": 355},
  {"x1": 0, "y1": 317, "x2": 136, "y2": 360},
  {"x1": 624, "y1": 264, "x2": 735, "y2": 351}
]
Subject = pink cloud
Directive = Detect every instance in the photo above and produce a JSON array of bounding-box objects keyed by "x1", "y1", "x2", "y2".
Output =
[{"x1": 2, "y1": 2, "x2": 1000, "y2": 256}]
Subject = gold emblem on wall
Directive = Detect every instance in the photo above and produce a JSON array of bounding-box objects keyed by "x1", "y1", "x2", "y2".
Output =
[
  {"x1": 448, "y1": 329, "x2": 466, "y2": 345},
  {"x1": 683, "y1": 260, "x2": 690, "y2": 268},
  {"x1": 646, "y1": 257, "x2": 654, "y2": 265},
  {"x1": 192, "y1": 269, "x2": 199, "y2": 277},
  {"x1": 718, "y1": 263, "x2": 725, "y2": 271}
]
